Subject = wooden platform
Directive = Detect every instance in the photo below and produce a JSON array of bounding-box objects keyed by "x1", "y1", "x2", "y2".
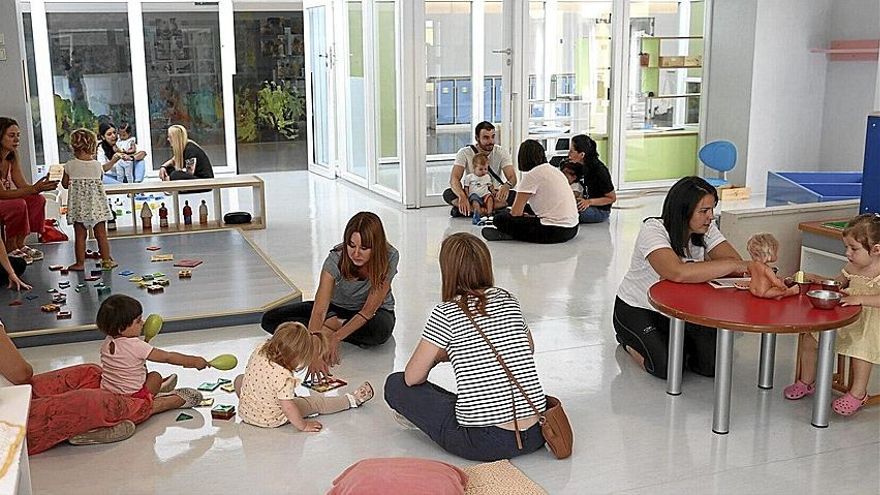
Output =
[
  {"x1": 4, "y1": 229, "x2": 299, "y2": 347},
  {"x1": 104, "y1": 176, "x2": 266, "y2": 238}
]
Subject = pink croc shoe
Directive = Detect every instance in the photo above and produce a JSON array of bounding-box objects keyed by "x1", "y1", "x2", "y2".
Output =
[
  {"x1": 832, "y1": 392, "x2": 868, "y2": 416},
  {"x1": 783, "y1": 380, "x2": 815, "y2": 400}
]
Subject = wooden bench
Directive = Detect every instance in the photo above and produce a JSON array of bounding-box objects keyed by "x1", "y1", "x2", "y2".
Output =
[{"x1": 104, "y1": 176, "x2": 266, "y2": 238}]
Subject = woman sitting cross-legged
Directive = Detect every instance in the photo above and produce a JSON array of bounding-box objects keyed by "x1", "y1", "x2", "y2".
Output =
[
  {"x1": 482, "y1": 139, "x2": 579, "y2": 243},
  {"x1": 385, "y1": 232, "x2": 547, "y2": 462}
]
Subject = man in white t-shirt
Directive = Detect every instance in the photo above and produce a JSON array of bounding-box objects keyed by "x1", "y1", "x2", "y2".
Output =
[{"x1": 443, "y1": 122, "x2": 518, "y2": 217}]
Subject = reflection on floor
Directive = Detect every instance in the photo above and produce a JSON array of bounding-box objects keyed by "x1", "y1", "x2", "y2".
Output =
[{"x1": 23, "y1": 171, "x2": 880, "y2": 494}]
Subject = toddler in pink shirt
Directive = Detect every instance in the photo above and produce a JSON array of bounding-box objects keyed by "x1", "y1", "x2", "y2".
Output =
[{"x1": 98, "y1": 295, "x2": 209, "y2": 403}]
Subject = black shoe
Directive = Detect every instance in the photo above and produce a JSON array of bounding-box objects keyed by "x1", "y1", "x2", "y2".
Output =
[
  {"x1": 481, "y1": 227, "x2": 514, "y2": 241},
  {"x1": 450, "y1": 206, "x2": 463, "y2": 218}
]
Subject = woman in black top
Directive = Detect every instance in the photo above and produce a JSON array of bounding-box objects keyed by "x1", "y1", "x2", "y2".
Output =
[
  {"x1": 159, "y1": 125, "x2": 215, "y2": 181},
  {"x1": 568, "y1": 134, "x2": 616, "y2": 223}
]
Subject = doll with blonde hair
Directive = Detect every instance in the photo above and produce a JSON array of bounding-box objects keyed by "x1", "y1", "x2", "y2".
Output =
[
  {"x1": 746, "y1": 232, "x2": 797, "y2": 299},
  {"x1": 235, "y1": 322, "x2": 374, "y2": 431}
]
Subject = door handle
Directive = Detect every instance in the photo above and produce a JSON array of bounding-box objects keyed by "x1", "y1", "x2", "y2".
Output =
[{"x1": 491, "y1": 48, "x2": 512, "y2": 55}]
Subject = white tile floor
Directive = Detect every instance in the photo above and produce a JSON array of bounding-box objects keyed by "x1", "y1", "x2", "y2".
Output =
[{"x1": 22, "y1": 172, "x2": 880, "y2": 494}]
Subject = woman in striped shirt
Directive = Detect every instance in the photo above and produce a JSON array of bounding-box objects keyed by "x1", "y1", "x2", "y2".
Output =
[{"x1": 384, "y1": 233, "x2": 547, "y2": 461}]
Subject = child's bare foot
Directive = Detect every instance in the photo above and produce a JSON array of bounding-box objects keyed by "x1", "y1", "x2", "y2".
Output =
[
  {"x1": 623, "y1": 345, "x2": 646, "y2": 370},
  {"x1": 67, "y1": 264, "x2": 85, "y2": 272}
]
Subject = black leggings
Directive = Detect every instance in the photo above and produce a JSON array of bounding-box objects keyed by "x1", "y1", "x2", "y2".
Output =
[
  {"x1": 0, "y1": 257, "x2": 27, "y2": 286},
  {"x1": 261, "y1": 301, "x2": 395, "y2": 347},
  {"x1": 492, "y1": 211, "x2": 578, "y2": 244},
  {"x1": 612, "y1": 296, "x2": 716, "y2": 379}
]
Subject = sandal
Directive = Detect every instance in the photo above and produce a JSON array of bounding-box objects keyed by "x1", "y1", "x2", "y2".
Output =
[
  {"x1": 22, "y1": 246, "x2": 43, "y2": 261},
  {"x1": 166, "y1": 387, "x2": 203, "y2": 409},
  {"x1": 783, "y1": 380, "x2": 815, "y2": 400},
  {"x1": 101, "y1": 259, "x2": 118, "y2": 270},
  {"x1": 832, "y1": 392, "x2": 868, "y2": 416},
  {"x1": 350, "y1": 381, "x2": 374, "y2": 407}
]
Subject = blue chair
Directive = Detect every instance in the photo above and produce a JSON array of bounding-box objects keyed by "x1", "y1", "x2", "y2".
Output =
[{"x1": 699, "y1": 140, "x2": 737, "y2": 188}]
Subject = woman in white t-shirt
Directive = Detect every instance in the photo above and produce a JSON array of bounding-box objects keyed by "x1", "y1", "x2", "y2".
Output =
[
  {"x1": 385, "y1": 233, "x2": 546, "y2": 461},
  {"x1": 614, "y1": 177, "x2": 749, "y2": 379},
  {"x1": 482, "y1": 139, "x2": 579, "y2": 243}
]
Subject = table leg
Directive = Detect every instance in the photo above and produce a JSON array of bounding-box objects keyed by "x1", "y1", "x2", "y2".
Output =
[
  {"x1": 666, "y1": 317, "x2": 685, "y2": 396},
  {"x1": 712, "y1": 328, "x2": 734, "y2": 434},
  {"x1": 812, "y1": 329, "x2": 837, "y2": 428},
  {"x1": 758, "y1": 333, "x2": 777, "y2": 390}
]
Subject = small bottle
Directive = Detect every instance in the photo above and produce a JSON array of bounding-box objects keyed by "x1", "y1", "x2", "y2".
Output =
[
  {"x1": 183, "y1": 200, "x2": 193, "y2": 225},
  {"x1": 140, "y1": 202, "x2": 153, "y2": 231},
  {"x1": 159, "y1": 203, "x2": 169, "y2": 228},
  {"x1": 199, "y1": 200, "x2": 208, "y2": 225},
  {"x1": 107, "y1": 199, "x2": 117, "y2": 231}
]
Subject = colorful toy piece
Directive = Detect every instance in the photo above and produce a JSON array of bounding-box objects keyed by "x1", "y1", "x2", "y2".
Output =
[
  {"x1": 41, "y1": 304, "x2": 60, "y2": 312},
  {"x1": 178, "y1": 269, "x2": 192, "y2": 279}
]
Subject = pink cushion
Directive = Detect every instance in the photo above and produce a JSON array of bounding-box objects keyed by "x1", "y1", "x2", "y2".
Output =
[{"x1": 327, "y1": 458, "x2": 468, "y2": 495}]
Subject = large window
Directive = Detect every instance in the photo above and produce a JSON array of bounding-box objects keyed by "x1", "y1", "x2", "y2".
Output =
[
  {"x1": 233, "y1": 11, "x2": 307, "y2": 174},
  {"x1": 46, "y1": 7, "x2": 135, "y2": 162},
  {"x1": 21, "y1": 14, "x2": 44, "y2": 166},
  {"x1": 142, "y1": 9, "x2": 227, "y2": 169}
]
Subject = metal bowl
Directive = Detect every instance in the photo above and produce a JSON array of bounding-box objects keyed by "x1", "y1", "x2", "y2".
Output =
[
  {"x1": 818, "y1": 279, "x2": 842, "y2": 292},
  {"x1": 806, "y1": 289, "x2": 842, "y2": 310}
]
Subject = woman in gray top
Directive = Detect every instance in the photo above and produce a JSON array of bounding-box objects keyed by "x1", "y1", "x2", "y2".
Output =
[{"x1": 261, "y1": 212, "x2": 398, "y2": 377}]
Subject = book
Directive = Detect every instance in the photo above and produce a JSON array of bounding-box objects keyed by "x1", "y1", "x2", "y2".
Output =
[{"x1": 708, "y1": 277, "x2": 750, "y2": 289}]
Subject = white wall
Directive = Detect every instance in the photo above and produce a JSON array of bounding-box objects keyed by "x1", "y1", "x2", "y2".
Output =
[
  {"x1": 703, "y1": 0, "x2": 758, "y2": 187},
  {"x1": 818, "y1": 0, "x2": 880, "y2": 171},
  {"x1": 745, "y1": 0, "x2": 831, "y2": 194},
  {"x1": 0, "y1": 0, "x2": 33, "y2": 181}
]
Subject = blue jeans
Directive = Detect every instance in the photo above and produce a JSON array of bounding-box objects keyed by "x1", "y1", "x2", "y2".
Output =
[
  {"x1": 579, "y1": 206, "x2": 610, "y2": 224},
  {"x1": 384, "y1": 372, "x2": 545, "y2": 462},
  {"x1": 103, "y1": 159, "x2": 145, "y2": 184}
]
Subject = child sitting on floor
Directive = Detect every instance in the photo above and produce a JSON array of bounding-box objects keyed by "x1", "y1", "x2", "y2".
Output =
[
  {"x1": 463, "y1": 153, "x2": 495, "y2": 225},
  {"x1": 234, "y1": 322, "x2": 374, "y2": 432},
  {"x1": 560, "y1": 159, "x2": 585, "y2": 200},
  {"x1": 97, "y1": 294, "x2": 207, "y2": 407},
  {"x1": 786, "y1": 214, "x2": 880, "y2": 415},
  {"x1": 746, "y1": 232, "x2": 798, "y2": 299}
]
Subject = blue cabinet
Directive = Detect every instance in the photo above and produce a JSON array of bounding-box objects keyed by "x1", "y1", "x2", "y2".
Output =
[
  {"x1": 436, "y1": 79, "x2": 455, "y2": 125},
  {"x1": 861, "y1": 114, "x2": 880, "y2": 214},
  {"x1": 455, "y1": 79, "x2": 472, "y2": 124}
]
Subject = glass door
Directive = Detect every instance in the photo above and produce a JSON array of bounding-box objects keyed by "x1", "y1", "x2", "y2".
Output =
[
  {"x1": 619, "y1": 0, "x2": 705, "y2": 189},
  {"x1": 304, "y1": 0, "x2": 337, "y2": 178},
  {"x1": 141, "y1": 2, "x2": 231, "y2": 174},
  {"x1": 526, "y1": 1, "x2": 614, "y2": 171},
  {"x1": 341, "y1": 0, "x2": 368, "y2": 184},
  {"x1": 372, "y1": 0, "x2": 401, "y2": 196}
]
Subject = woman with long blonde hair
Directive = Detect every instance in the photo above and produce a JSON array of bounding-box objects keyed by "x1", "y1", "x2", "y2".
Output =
[
  {"x1": 158, "y1": 125, "x2": 214, "y2": 181},
  {"x1": 261, "y1": 212, "x2": 399, "y2": 380},
  {"x1": 385, "y1": 232, "x2": 547, "y2": 462}
]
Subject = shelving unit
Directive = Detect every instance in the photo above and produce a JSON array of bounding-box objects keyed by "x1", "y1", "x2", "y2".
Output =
[
  {"x1": 638, "y1": 36, "x2": 703, "y2": 97},
  {"x1": 104, "y1": 176, "x2": 266, "y2": 239}
]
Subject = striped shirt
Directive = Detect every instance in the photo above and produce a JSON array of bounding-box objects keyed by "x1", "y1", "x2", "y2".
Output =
[{"x1": 422, "y1": 288, "x2": 546, "y2": 427}]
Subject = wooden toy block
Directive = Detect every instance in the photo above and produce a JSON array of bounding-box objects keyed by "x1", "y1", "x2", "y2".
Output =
[
  {"x1": 147, "y1": 284, "x2": 164, "y2": 294},
  {"x1": 154, "y1": 278, "x2": 170, "y2": 287},
  {"x1": 178, "y1": 270, "x2": 192, "y2": 278},
  {"x1": 48, "y1": 264, "x2": 63, "y2": 271},
  {"x1": 211, "y1": 405, "x2": 236, "y2": 420},
  {"x1": 41, "y1": 304, "x2": 60, "y2": 312},
  {"x1": 97, "y1": 287, "x2": 111, "y2": 296},
  {"x1": 56, "y1": 311, "x2": 72, "y2": 320},
  {"x1": 142, "y1": 274, "x2": 154, "y2": 281},
  {"x1": 90, "y1": 269, "x2": 103, "y2": 277}
]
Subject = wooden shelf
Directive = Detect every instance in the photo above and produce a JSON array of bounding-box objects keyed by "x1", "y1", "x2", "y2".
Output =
[
  {"x1": 108, "y1": 218, "x2": 265, "y2": 239},
  {"x1": 811, "y1": 40, "x2": 879, "y2": 61}
]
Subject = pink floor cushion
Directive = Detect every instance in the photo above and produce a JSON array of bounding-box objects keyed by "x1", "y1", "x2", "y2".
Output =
[{"x1": 327, "y1": 457, "x2": 469, "y2": 495}]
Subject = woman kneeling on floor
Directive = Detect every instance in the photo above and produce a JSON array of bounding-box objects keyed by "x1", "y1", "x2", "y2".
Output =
[
  {"x1": 261, "y1": 211, "x2": 398, "y2": 380},
  {"x1": 613, "y1": 176, "x2": 749, "y2": 379},
  {"x1": 385, "y1": 232, "x2": 547, "y2": 462}
]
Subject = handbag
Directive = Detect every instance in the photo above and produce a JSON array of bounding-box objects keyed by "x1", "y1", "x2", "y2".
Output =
[{"x1": 458, "y1": 302, "x2": 573, "y2": 459}]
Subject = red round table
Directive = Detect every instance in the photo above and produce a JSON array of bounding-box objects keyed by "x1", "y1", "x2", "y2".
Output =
[{"x1": 649, "y1": 280, "x2": 861, "y2": 434}]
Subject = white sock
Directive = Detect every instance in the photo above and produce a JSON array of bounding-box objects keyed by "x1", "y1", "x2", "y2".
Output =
[{"x1": 346, "y1": 393, "x2": 358, "y2": 409}]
